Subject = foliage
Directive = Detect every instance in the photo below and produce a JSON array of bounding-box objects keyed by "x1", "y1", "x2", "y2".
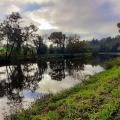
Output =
[
  {"x1": 1, "y1": 13, "x2": 120, "y2": 60},
  {"x1": 33, "y1": 35, "x2": 48, "y2": 55},
  {"x1": 49, "y1": 32, "x2": 65, "y2": 48},
  {"x1": 0, "y1": 12, "x2": 39, "y2": 59},
  {"x1": 66, "y1": 40, "x2": 90, "y2": 54},
  {"x1": 48, "y1": 34, "x2": 90, "y2": 54}
]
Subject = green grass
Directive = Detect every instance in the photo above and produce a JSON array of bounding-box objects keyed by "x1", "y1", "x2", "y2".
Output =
[
  {"x1": 104, "y1": 57, "x2": 120, "y2": 69},
  {"x1": 9, "y1": 58, "x2": 120, "y2": 120}
]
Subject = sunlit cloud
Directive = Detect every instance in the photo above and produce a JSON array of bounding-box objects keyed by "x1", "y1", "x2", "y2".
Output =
[{"x1": 38, "y1": 19, "x2": 58, "y2": 30}]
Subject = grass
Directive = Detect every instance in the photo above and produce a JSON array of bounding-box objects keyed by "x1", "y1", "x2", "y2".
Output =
[
  {"x1": 104, "y1": 57, "x2": 120, "y2": 69},
  {"x1": 8, "y1": 58, "x2": 120, "y2": 120}
]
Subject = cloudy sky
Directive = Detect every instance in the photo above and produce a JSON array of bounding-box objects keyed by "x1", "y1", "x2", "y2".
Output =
[{"x1": 0, "y1": 0, "x2": 120, "y2": 40}]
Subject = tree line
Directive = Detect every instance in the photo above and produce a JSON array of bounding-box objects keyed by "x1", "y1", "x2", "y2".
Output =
[
  {"x1": 88, "y1": 35, "x2": 120, "y2": 53},
  {"x1": 0, "y1": 12, "x2": 90, "y2": 60},
  {"x1": 0, "y1": 12, "x2": 120, "y2": 60}
]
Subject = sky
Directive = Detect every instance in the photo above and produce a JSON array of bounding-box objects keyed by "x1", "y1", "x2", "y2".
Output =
[{"x1": 0, "y1": 0, "x2": 120, "y2": 40}]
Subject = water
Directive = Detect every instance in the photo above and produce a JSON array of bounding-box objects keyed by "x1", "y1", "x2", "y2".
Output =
[{"x1": 0, "y1": 56, "x2": 109, "y2": 119}]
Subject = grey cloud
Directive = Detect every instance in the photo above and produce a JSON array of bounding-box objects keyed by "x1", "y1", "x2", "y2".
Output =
[{"x1": 0, "y1": 0, "x2": 120, "y2": 40}]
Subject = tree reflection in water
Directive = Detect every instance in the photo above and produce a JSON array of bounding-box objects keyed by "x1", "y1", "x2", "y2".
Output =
[
  {"x1": 0, "y1": 57, "x2": 89, "y2": 101},
  {"x1": 0, "y1": 60, "x2": 48, "y2": 117},
  {"x1": 0, "y1": 56, "x2": 91, "y2": 118},
  {"x1": 49, "y1": 58, "x2": 65, "y2": 81}
]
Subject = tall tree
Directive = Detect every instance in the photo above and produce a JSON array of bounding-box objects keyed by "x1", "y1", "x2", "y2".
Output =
[
  {"x1": 49, "y1": 32, "x2": 65, "y2": 48},
  {"x1": 0, "y1": 12, "x2": 38, "y2": 59},
  {"x1": 33, "y1": 35, "x2": 47, "y2": 56}
]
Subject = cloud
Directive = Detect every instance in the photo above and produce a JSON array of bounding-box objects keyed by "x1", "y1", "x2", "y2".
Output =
[
  {"x1": 0, "y1": 0, "x2": 119, "y2": 40},
  {"x1": 5, "y1": 4, "x2": 21, "y2": 14}
]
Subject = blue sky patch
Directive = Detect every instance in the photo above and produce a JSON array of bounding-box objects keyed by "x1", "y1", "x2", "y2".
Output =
[{"x1": 22, "y1": 3, "x2": 45, "y2": 12}]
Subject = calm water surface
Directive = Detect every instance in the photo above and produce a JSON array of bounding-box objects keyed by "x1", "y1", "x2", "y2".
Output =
[{"x1": 0, "y1": 55, "x2": 114, "y2": 119}]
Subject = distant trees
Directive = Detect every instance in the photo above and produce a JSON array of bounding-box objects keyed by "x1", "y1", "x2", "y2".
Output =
[
  {"x1": 66, "y1": 35, "x2": 90, "y2": 54},
  {"x1": 66, "y1": 41, "x2": 90, "y2": 54},
  {"x1": 48, "y1": 33, "x2": 90, "y2": 54},
  {"x1": 88, "y1": 36, "x2": 120, "y2": 53},
  {"x1": 0, "y1": 12, "x2": 97, "y2": 60},
  {"x1": 1, "y1": 12, "x2": 120, "y2": 61}
]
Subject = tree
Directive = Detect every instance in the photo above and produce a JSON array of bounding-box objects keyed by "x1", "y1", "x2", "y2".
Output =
[
  {"x1": 0, "y1": 12, "x2": 22, "y2": 59},
  {"x1": 33, "y1": 35, "x2": 48, "y2": 56},
  {"x1": 66, "y1": 34, "x2": 89, "y2": 54},
  {"x1": 49, "y1": 44, "x2": 54, "y2": 54},
  {"x1": 49, "y1": 32, "x2": 65, "y2": 48},
  {"x1": 117, "y1": 23, "x2": 120, "y2": 33},
  {"x1": 67, "y1": 34, "x2": 80, "y2": 44},
  {"x1": 66, "y1": 41, "x2": 89, "y2": 54},
  {"x1": 0, "y1": 12, "x2": 38, "y2": 59}
]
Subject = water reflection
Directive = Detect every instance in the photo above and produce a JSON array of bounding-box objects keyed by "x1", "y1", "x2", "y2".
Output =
[
  {"x1": 49, "y1": 58, "x2": 65, "y2": 81},
  {"x1": 0, "y1": 57, "x2": 104, "y2": 119}
]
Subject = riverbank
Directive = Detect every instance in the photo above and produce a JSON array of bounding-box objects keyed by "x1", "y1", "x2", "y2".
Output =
[{"x1": 9, "y1": 58, "x2": 120, "y2": 120}]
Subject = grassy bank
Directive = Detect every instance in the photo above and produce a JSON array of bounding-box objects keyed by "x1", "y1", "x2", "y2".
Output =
[{"x1": 9, "y1": 58, "x2": 120, "y2": 120}]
